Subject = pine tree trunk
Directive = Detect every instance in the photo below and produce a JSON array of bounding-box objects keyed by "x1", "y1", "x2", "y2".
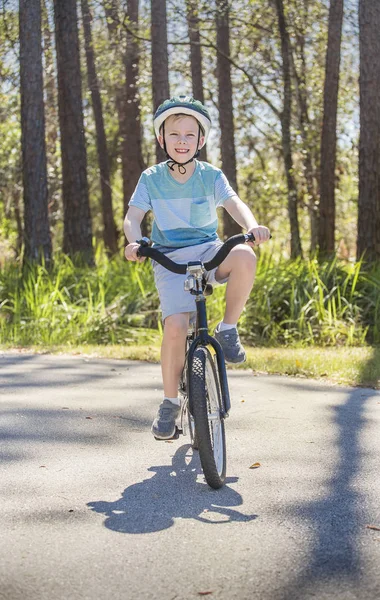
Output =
[
  {"x1": 215, "y1": 0, "x2": 241, "y2": 238},
  {"x1": 81, "y1": 0, "x2": 118, "y2": 255},
  {"x1": 293, "y1": 23, "x2": 319, "y2": 253},
  {"x1": 151, "y1": 0, "x2": 170, "y2": 163},
  {"x1": 186, "y1": 0, "x2": 207, "y2": 162},
  {"x1": 103, "y1": 1, "x2": 127, "y2": 177},
  {"x1": 54, "y1": 0, "x2": 94, "y2": 264},
  {"x1": 19, "y1": 0, "x2": 52, "y2": 263},
  {"x1": 42, "y1": 0, "x2": 61, "y2": 229},
  {"x1": 319, "y1": 0, "x2": 344, "y2": 258},
  {"x1": 123, "y1": 0, "x2": 145, "y2": 214},
  {"x1": 357, "y1": 0, "x2": 380, "y2": 261},
  {"x1": 275, "y1": 0, "x2": 303, "y2": 259}
]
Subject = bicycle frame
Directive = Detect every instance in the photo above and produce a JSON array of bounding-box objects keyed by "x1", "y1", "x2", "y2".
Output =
[{"x1": 184, "y1": 262, "x2": 231, "y2": 419}]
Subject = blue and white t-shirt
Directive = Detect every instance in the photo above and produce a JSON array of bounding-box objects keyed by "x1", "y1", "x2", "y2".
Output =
[{"x1": 129, "y1": 160, "x2": 236, "y2": 250}]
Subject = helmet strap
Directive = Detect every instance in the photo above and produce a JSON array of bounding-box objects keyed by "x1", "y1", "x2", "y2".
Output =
[{"x1": 162, "y1": 122, "x2": 201, "y2": 174}]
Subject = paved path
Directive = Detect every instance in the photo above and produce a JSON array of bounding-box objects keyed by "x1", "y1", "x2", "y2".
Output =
[{"x1": 1, "y1": 352, "x2": 380, "y2": 600}]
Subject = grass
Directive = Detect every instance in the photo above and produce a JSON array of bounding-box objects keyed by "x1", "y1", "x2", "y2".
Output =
[
  {"x1": 1, "y1": 247, "x2": 380, "y2": 388},
  {"x1": 1, "y1": 342, "x2": 379, "y2": 389}
]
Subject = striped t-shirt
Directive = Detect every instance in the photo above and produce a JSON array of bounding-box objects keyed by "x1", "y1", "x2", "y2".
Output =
[{"x1": 129, "y1": 160, "x2": 236, "y2": 250}]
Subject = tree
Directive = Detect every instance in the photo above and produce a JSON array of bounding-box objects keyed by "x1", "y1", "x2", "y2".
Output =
[
  {"x1": 19, "y1": 0, "x2": 52, "y2": 262},
  {"x1": 186, "y1": 0, "x2": 207, "y2": 161},
  {"x1": 319, "y1": 0, "x2": 345, "y2": 257},
  {"x1": 81, "y1": 0, "x2": 118, "y2": 255},
  {"x1": 123, "y1": 0, "x2": 145, "y2": 215},
  {"x1": 215, "y1": 0, "x2": 241, "y2": 238},
  {"x1": 42, "y1": 0, "x2": 61, "y2": 230},
  {"x1": 274, "y1": 0, "x2": 302, "y2": 258},
  {"x1": 357, "y1": 0, "x2": 380, "y2": 261},
  {"x1": 54, "y1": 0, "x2": 94, "y2": 263},
  {"x1": 151, "y1": 0, "x2": 170, "y2": 163},
  {"x1": 290, "y1": 0, "x2": 321, "y2": 253}
]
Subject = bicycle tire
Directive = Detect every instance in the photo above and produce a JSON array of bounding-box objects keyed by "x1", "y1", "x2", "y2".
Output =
[{"x1": 189, "y1": 346, "x2": 226, "y2": 489}]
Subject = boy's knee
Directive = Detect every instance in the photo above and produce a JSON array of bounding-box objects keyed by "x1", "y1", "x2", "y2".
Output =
[
  {"x1": 163, "y1": 313, "x2": 189, "y2": 340},
  {"x1": 234, "y1": 245, "x2": 257, "y2": 271}
]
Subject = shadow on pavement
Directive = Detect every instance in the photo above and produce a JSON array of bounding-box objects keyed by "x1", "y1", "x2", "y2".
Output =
[
  {"x1": 88, "y1": 444, "x2": 258, "y2": 533},
  {"x1": 0, "y1": 353, "x2": 158, "y2": 391},
  {"x1": 275, "y1": 349, "x2": 380, "y2": 599},
  {"x1": 0, "y1": 406, "x2": 151, "y2": 463}
]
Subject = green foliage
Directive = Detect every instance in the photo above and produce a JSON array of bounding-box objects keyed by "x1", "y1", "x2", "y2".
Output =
[
  {"x1": 242, "y1": 253, "x2": 380, "y2": 346},
  {"x1": 1, "y1": 248, "x2": 380, "y2": 349},
  {"x1": 0, "y1": 250, "x2": 159, "y2": 346}
]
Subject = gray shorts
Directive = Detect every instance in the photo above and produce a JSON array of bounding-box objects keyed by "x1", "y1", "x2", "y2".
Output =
[{"x1": 152, "y1": 239, "x2": 228, "y2": 322}]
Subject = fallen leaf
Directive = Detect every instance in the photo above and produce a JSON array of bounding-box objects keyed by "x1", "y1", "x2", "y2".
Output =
[
  {"x1": 241, "y1": 399, "x2": 245, "y2": 403},
  {"x1": 366, "y1": 524, "x2": 380, "y2": 531},
  {"x1": 249, "y1": 462, "x2": 261, "y2": 469}
]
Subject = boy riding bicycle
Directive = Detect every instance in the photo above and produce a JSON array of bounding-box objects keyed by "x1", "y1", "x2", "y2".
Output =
[{"x1": 124, "y1": 96, "x2": 270, "y2": 440}]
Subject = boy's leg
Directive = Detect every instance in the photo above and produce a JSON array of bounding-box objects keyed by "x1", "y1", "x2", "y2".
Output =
[
  {"x1": 215, "y1": 245, "x2": 257, "y2": 323},
  {"x1": 160, "y1": 312, "x2": 190, "y2": 397},
  {"x1": 214, "y1": 245, "x2": 256, "y2": 363},
  {"x1": 152, "y1": 312, "x2": 189, "y2": 439}
]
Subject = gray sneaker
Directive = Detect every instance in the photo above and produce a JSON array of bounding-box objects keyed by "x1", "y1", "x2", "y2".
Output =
[
  {"x1": 151, "y1": 399, "x2": 181, "y2": 440},
  {"x1": 214, "y1": 327, "x2": 246, "y2": 364}
]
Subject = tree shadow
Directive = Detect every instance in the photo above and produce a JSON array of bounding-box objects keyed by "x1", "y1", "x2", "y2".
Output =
[
  {"x1": 274, "y1": 349, "x2": 380, "y2": 599},
  {"x1": 88, "y1": 444, "x2": 258, "y2": 534}
]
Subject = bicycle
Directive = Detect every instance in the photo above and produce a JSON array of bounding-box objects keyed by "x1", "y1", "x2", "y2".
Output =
[{"x1": 137, "y1": 233, "x2": 256, "y2": 490}]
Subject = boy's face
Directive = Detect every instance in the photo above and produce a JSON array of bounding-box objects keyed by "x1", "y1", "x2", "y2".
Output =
[{"x1": 158, "y1": 115, "x2": 204, "y2": 163}]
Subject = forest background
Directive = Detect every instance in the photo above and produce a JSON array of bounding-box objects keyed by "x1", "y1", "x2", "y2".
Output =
[{"x1": 1, "y1": 0, "x2": 380, "y2": 385}]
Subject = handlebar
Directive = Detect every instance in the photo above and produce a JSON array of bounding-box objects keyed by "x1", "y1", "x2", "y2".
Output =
[{"x1": 136, "y1": 233, "x2": 255, "y2": 274}]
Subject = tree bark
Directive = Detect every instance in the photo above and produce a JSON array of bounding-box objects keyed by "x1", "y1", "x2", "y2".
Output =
[
  {"x1": 151, "y1": 0, "x2": 170, "y2": 163},
  {"x1": 215, "y1": 0, "x2": 241, "y2": 238},
  {"x1": 357, "y1": 0, "x2": 380, "y2": 261},
  {"x1": 123, "y1": 0, "x2": 145, "y2": 215},
  {"x1": 42, "y1": 0, "x2": 61, "y2": 228},
  {"x1": 54, "y1": 0, "x2": 94, "y2": 263},
  {"x1": 81, "y1": 0, "x2": 118, "y2": 255},
  {"x1": 274, "y1": 0, "x2": 303, "y2": 259},
  {"x1": 292, "y1": 14, "x2": 319, "y2": 253},
  {"x1": 319, "y1": 0, "x2": 344, "y2": 258},
  {"x1": 103, "y1": 0, "x2": 127, "y2": 176},
  {"x1": 19, "y1": 0, "x2": 52, "y2": 263},
  {"x1": 186, "y1": 0, "x2": 207, "y2": 162}
]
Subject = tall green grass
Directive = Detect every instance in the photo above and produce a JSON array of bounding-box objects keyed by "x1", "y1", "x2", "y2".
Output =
[
  {"x1": 242, "y1": 254, "x2": 380, "y2": 346},
  {"x1": 1, "y1": 248, "x2": 380, "y2": 347}
]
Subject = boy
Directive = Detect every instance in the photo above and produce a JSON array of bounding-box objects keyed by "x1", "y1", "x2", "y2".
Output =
[{"x1": 124, "y1": 96, "x2": 270, "y2": 440}]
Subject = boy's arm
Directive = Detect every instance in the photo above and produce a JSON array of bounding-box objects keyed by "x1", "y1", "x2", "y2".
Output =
[
  {"x1": 223, "y1": 195, "x2": 270, "y2": 245},
  {"x1": 124, "y1": 206, "x2": 146, "y2": 262}
]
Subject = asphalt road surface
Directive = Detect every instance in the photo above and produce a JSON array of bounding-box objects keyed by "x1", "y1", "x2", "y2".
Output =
[{"x1": 1, "y1": 351, "x2": 380, "y2": 600}]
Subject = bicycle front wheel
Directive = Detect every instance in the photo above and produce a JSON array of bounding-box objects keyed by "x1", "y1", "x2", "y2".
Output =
[{"x1": 190, "y1": 346, "x2": 226, "y2": 489}]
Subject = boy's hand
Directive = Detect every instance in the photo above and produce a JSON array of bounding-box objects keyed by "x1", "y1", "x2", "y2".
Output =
[
  {"x1": 124, "y1": 242, "x2": 146, "y2": 262},
  {"x1": 248, "y1": 226, "x2": 271, "y2": 246}
]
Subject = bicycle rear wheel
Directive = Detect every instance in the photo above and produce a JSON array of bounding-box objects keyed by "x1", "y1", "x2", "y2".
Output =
[{"x1": 190, "y1": 346, "x2": 226, "y2": 489}]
